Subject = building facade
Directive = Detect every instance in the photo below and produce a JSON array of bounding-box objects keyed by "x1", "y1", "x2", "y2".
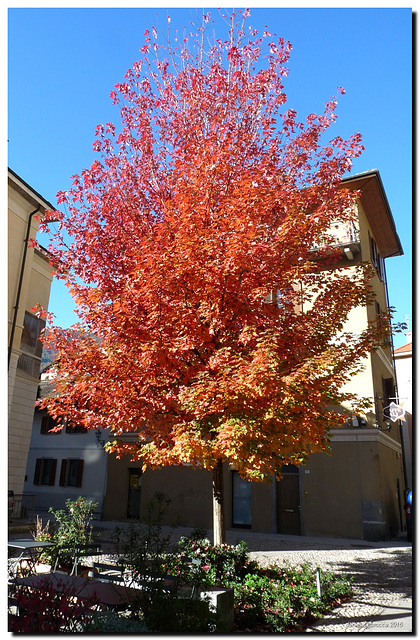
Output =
[
  {"x1": 101, "y1": 170, "x2": 406, "y2": 541},
  {"x1": 394, "y1": 334, "x2": 412, "y2": 492},
  {"x1": 8, "y1": 169, "x2": 57, "y2": 496},
  {"x1": 24, "y1": 170, "x2": 406, "y2": 541},
  {"x1": 23, "y1": 369, "x2": 109, "y2": 516}
]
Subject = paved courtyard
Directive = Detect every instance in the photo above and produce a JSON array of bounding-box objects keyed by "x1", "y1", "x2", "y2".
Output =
[
  {"x1": 227, "y1": 529, "x2": 413, "y2": 633},
  {"x1": 29, "y1": 518, "x2": 414, "y2": 632},
  {"x1": 152, "y1": 525, "x2": 412, "y2": 633}
]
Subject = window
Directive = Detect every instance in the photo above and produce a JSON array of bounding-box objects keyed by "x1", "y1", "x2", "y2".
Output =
[
  {"x1": 64, "y1": 404, "x2": 87, "y2": 433},
  {"x1": 369, "y1": 233, "x2": 385, "y2": 281},
  {"x1": 34, "y1": 458, "x2": 57, "y2": 485},
  {"x1": 232, "y1": 471, "x2": 252, "y2": 527},
  {"x1": 375, "y1": 300, "x2": 391, "y2": 345},
  {"x1": 17, "y1": 311, "x2": 46, "y2": 377},
  {"x1": 382, "y1": 377, "x2": 395, "y2": 411},
  {"x1": 40, "y1": 414, "x2": 60, "y2": 435},
  {"x1": 127, "y1": 469, "x2": 142, "y2": 519},
  {"x1": 65, "y1": 422, "x2": 88, "y2": 434},
  {"x1": 59, "y1": 459, "x2": 84, "y2": 487},
  {"x1": 20, "y1": 311, "x2": 45, "y2": 357}
]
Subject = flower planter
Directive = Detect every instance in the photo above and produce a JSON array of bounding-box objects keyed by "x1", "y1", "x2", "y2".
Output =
[{"x1": 199, "y1": 586, "x2": 234, "y2": 632}]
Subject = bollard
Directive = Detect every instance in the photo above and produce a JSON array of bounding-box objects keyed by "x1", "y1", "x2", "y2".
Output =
[
  {"x1": 316, "y1": 567, "x2": 322, "y2": 598},
  {"x1": 200, "y1": 586, "x2": 234, "y2": 632}
]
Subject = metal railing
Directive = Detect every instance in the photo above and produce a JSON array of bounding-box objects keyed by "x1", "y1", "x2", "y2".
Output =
[
  {"x1": 311, "y1": 221, "x2": 360, "y2": 251},
  {"x1": 9, "y1": 494, "x2": 36, "y2": 522}
]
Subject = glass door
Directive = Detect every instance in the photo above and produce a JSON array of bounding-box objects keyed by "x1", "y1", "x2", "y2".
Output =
[
  {"x1": 127, "y1": 468, "x2": 142, "y2": 519},
  {"x1": 232, "y1": 471, "x2": 251, "y2": 527}
]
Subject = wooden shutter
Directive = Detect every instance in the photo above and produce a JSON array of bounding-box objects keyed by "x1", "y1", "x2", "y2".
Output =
[
  {"x1": 40, "y1": 416, "x2": 50, "y2": 434},
  {"x1": 75, "y1": 460, "x2": 84, "y2": 488},
  {"x1": 49, "y1": 459, "x2": 57, "y2": 486},
  {"x1": 34, "y1": 459, "x2": 42, "y2": 485},
  {"x1": 59, "y1": 459, "x2": 68, "y2": 486}
]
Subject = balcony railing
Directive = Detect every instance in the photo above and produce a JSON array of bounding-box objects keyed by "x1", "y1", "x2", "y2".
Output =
[
  {"x1": 311, "y1": 221, "x2": 360, "y2": 259},
  {"x1": 9, "y1": 493, "x2": 35, "y2": 522}
]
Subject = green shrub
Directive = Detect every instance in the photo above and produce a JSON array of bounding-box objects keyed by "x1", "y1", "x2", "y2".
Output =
[
  {"x1": 108, "y1": 517, "x2": 353, "y2": 633},
  {"x1": 173, "y1": 534, "x2": 257, "y2": 587},
  {"x1": 140, "y1": 590, "x2": 217, "y2": 632},
  {"x1": 30, "y1": 505, "x2": 354, "y2": 633},
  {"x1": 31, "y1": 515, "x2": 56, "y2": 564},
  {"x1": 110, "y1": 492, "x2": 174, "y2": 582},
  {"x1": 49, "y1": 496, "x2": 97, "y2": 548},
  {"x1": 234, "y1": 561, "x2": 353, "y2": 632}
]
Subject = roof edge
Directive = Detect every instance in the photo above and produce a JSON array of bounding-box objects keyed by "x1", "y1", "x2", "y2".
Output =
[
  {"x1": 8, "y1": 167, "x2": 55, "y2": 212},
  {"x1": 341, "y1": 169, "x2": 403, "y2": 258}
]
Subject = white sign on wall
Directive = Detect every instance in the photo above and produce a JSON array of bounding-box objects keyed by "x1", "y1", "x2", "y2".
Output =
[{"x1": 382, "y1": 401, "x2": 406, "y2": 423}]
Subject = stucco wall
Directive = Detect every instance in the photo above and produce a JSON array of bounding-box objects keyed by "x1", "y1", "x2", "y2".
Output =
[
  {"x1": 8, "y1": 176, "x2": 55, "y2": 495},
  {"x1": 24, "y1": 411, "x2": 108, "y2": 513},
  {"x1": 302, "y1": 442, "x2": 363, "y2": 539}
]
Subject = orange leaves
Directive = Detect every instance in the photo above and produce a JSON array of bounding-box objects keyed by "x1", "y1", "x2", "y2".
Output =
[{"x1": 39, "y1": 10, "x2": 373, "y2": 482}]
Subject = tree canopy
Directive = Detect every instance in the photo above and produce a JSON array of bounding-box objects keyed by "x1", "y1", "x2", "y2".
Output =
[{"x1": 38, "y1": 11, "x2": 384, "y2": 524}]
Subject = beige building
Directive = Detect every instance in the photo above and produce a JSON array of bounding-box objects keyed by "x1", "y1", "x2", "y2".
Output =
[
  {"x1": 394, "y1": 334, "x2": 412, "y2": 492},
  {"x1": 101, "y1": 170, "x2": 406, "y2": 541},
  {"x1": 8, "y1": 169, "x2": 57, "y2": 496}
]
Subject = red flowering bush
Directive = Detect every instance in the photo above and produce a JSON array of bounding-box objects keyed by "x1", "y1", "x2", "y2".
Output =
[
  {"x1": 173, "y1": 533, "x2": 257, "y2": 587},
  {"x1": 169, "y1": 532, "x2": 353, "y2": 632},
  {"x1": 234, "y1": 562, "x2": 353, "y2": 632},
  {"x1": 8, "y1": 576, "x2": 99, "y2": 632}
]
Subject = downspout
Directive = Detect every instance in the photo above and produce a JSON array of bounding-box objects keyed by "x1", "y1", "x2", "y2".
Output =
[
  {"x1": 8, "y1": 208, "x2": 40, "y2": 368},
  {"x1": 384, "y1": 260, "x2": 408, "y2": 500}
]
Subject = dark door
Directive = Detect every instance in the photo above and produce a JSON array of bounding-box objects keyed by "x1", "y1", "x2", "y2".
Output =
[
  {"x1": 277, "y1": 467, "x2": 301, "y2": 535},
  {"x1": 232, "y1": 471, "x2": 252, "y2": 527},
  {"x1": 127, "y1": 469, "x2": 142, "y2": 519}
]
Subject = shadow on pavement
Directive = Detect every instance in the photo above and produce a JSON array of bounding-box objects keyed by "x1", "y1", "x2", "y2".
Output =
[
  {"x1": 324, "y1": 548, "x2": 412, "y2": 598},
  {"x1": 308, "y1": 601, "x2": 412, "y2": 630}
]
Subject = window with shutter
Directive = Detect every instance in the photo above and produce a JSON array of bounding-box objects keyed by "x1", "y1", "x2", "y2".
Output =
[
  {"x1": 59, "y1": 459, "x2": 68, "y2": 486},
  {"x1": 34, "y1": 459, "x2": 42, "y2": 485},
  {"x1": 17, "y1": 312, "x2": 46, "y2": 378},
  {"x1": 40, "y1": 414, "x2": 60, "y2": 434},
  {"x1": 75, "y1": 459, "x2": 84, "y2": 487},
  {"x1": 368, "y1": 232, "x2": 384, "y2": 282},
  {"x1": 59, "y1": 459, "x2": 84, "y2": 487},
  {"x1": 49, "y1": 459, "x2": 57, "y2": 485},
  {"x1": 34, "y1": 458, "x2": 57, "y2": 485},
  {"x1": 65, "y1": 422, "x2": 88, "y2": 434}
]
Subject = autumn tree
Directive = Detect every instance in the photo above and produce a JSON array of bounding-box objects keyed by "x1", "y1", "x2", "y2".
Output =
[{"x1": 38, "y1": 10, "x2": 385, "y2": 544}]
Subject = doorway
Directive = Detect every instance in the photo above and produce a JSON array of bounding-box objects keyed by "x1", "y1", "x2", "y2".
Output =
[
  {"x1": 277, "y1": 465, "x2": 301, "y2": 535},
  {"x1": 232, "y1": 471, "x2": 252, "y2": 527},
  {"x1": 127, "y1": 468, "x2": 142, "y2": 519}
]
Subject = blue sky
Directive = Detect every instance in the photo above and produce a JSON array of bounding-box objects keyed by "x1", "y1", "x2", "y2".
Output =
[{"x1": 8, "y1": 6, "x2": 412, "y2": 347}]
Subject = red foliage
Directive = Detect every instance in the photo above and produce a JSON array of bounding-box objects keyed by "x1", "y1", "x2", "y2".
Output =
[
  {"x1": 38, "y1": 11, "x2": 383, "y2": 483},
  {"x1": 8, "y1": 577, "x2": 99, "y2": 632}
]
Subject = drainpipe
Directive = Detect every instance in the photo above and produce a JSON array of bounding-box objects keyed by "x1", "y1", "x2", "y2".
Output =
[
  {"x1": 384, "y1": 260, "x2": 408, "y2": 493},
  {"x1": 8, "y1": 208, "x2": 40, "y2": 368}
]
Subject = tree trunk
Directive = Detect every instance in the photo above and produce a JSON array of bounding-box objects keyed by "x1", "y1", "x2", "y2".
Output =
[{"x1": 212, "y1": 459, "x2": 226, "y2": 545}]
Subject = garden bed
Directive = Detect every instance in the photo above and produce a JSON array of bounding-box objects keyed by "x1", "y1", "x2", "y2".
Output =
[{"x1": 13, "y1": 497, "x2": 353, "y2": 633}]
